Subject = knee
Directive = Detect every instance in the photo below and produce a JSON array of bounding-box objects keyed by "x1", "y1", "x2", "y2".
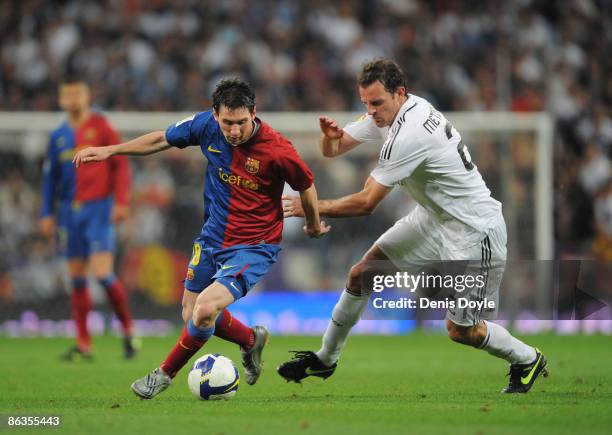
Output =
[
  {"x1": 68, "y1": 261, "x2": 87, "y2": 278},
  {"x1": 90, "y1": 261, "x2": 112, "y2": 281},
  {"x1": 346, "y1": 262, "x2": 364, "y2": 293},
  {"x1": 446, "y1": 320, "x2": 474, "y2": 345},
  {"x1": 192, "y1": 301, "x2": 219, "y2": 328}
]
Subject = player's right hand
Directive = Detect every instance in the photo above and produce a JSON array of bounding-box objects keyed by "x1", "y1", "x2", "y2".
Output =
[
  {"x1": 73, "y1": 146, "x2": 113, "y2": 167},
  {"x1": 319, "y1": 116, "x2": 344, "y2": 140},
  {"x1": 303, "y1": 220, "x2": 331, "y2": 238},
  {"x1": 112, "y1": 204, "x2": 130, "y2": 224},
  {"x1": 39, "y1": 217, "x2": 55, "y2": 238}
]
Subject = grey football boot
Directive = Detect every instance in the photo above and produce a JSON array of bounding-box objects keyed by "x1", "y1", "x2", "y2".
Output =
[
  {"x1": 241, "y1": 325, "x2": 270, "y2": 385},
  {"x1": 131, "y1": 367, "x2": 172, "y2": 399}
]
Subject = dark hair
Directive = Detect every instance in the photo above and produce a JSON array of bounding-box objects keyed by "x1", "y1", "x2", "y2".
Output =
[
  {"x1": 358, "y1": 59, "x2": 406, "y2": 93},
  {"x1": 60, "y1": 74, "x2": 87, "y2": 86},
  {"x1": 212, "y1": 78, "x2": 256, "y2": 113}
]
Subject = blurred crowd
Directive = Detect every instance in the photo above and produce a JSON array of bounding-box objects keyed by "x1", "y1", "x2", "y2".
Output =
[
  {"x1": 1, "y1": 0, "x2": 612, "y2": 304},
  {"x1": 0, "y1": 146, "x2": 404, "y2": 302}
]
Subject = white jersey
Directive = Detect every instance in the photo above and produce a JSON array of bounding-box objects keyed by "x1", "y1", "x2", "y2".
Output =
[{"x1": 344, "y1": 94, "x2": 502, "y2": 233}]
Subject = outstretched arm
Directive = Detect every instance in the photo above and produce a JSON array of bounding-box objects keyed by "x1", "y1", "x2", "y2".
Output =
[
  {"x1": 284, "y1": 176, "x2": 393, "y2": 218},
  {"x1": 298, "y1": 184, "x2": 331, "y2": 238},
  {"x1": 73, "y1": 131, "x2": 171, "y2": 167}
]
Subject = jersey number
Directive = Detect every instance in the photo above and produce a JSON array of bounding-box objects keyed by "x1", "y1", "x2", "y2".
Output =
[
  {"x1": 191, "y1": 243, "x2": 201, "y2": 266},
  {"x1": 446, "y1": 122, "x2": 474, "y2": 171},
  {"x1": 457, "y1": 141, "x2": 474, "y2": 171}
]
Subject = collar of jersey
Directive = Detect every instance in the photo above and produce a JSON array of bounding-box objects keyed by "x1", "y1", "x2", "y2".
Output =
[
  {"x1": 390, "y1": 95, "x2": 417, "y2": 129},
  {"x1": 399, "y1": 95, "x2": 416, "y2": 117}
]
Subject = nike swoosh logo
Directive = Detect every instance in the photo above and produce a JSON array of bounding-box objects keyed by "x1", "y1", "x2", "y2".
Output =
[
  {"x1": 305, "y1": 367, "x2": 334, "y2": 375},
  {"x1": 230, "y1": 282, "x2": 241, "y2": 293},
  {"x1": 221, "y1": 265, "x2": 236, "y2": 270},
  {"x1": 179, "y1": 340, "x2": 194, "y2": 350},
  {"x1": 521, "y1": 353, "x2": 542, "y2": 385},
  {"x1": 208, "y1": 146, "x2": 222, "y2": 153}
]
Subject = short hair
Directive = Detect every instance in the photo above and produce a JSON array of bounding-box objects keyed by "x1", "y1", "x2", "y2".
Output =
[
  {"x1": 60, "y1": 75, "x2": 87, "y2": 87},
  {"x1": 212, "y1": 78, "x2": 256, "y2": 113},
  {"x1": 358, "y1": 59, "x2": 406, "y2": 94}
]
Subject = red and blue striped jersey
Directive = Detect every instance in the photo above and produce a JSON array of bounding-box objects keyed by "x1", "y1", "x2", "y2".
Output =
[
  {"x1": 41, "y1": 113, "x2": 130, "y2": 216},
  {"x1": 165, "y1": 111, "x2": 313, "y2": 248}
]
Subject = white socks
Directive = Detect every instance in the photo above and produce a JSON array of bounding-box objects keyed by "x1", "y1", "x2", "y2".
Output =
[
  {"x1": 316, "y1": 289, "x2": 369, "y2": 367},
  {"x1": 480, "y1": 320, "x2": 537, "y2": 365},
  {"x1": 316, "y1": 294, "x2": 537, "y2": 367}
]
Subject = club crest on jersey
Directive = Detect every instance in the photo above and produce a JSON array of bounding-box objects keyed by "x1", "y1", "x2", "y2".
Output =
[
  {"x1": 186, "y1": 268, "x2": 195, "y2": 281},
  {"x1": 245, "y1": 157, "x2": 260, "y2": 175},
  {"x1": 84, "y1": 129, "x2": 96, "y2": 140}
]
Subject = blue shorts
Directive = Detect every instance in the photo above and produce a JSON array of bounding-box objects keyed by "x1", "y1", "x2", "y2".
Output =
[
  {"x1": 184, "y1": 240, "x2": 281, "y2": 300},
  {"x1": 57, "y1": 198, "x2": 115, "y2": 259}
]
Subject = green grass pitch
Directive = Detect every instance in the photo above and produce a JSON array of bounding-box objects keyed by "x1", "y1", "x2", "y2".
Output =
[{"x1": 1, "y1": 332, "x2": 611, "y2": 434}]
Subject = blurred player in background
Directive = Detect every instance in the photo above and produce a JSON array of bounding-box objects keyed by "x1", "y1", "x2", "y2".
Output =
[
  {"x1": 74, "y1": 78, "x2": 330, "y2": 399},
  {"x1": 279, "y1": 59, "x2": 548, "y2": 394},
  {"x1": 39, "y1": 79, "x2": 136, "y2": 361}
]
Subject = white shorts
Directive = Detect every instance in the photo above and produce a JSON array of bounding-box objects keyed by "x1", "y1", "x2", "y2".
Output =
[{"x1": 375, "y1": 206, "x2": 507, "y2": 326}]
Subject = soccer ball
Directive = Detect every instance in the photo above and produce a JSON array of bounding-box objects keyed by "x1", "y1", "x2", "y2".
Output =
[{"x1": 187, "y1": 353, "x2": 240, "y2": 400}]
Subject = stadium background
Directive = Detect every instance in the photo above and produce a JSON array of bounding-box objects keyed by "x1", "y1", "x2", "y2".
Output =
[{"x1": 0, "y1": 0, "x2": 611, "y2": 337}]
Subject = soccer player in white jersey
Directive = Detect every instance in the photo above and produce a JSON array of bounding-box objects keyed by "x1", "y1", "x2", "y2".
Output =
[{"x1": 277, "y1": 59, "x2": 548, "y2": 393}]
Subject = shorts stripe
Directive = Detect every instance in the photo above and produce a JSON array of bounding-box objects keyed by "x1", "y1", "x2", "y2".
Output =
[
  {"x1": 234, "y1": 263, "x2": 251, "y2": 278},
  {"x1": 475, "y1": 236, "x2": 491, "y2": 324}
]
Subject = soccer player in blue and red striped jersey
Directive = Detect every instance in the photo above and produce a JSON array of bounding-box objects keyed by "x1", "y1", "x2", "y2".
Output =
[
  {"x1": 74, "y1": 78, "x2": 329, "y2": 399},
  {"x1": 39, "y1": 79, "x2": 136, "y2": 360}
]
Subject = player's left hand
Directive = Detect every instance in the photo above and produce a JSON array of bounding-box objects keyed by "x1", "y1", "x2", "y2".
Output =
[
  {"x1": 73, "y1": 146, "x2": 112, "y2": 167},
  {"x1": 112, "y1": 204, "x2": 130, "y2": 223},
  {"x1": 282, "y1": 195, "x2": 304, "y2": 218}
]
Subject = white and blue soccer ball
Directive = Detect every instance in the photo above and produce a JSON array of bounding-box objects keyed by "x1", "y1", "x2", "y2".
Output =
[{"x1": 187, "y1": 353, "x2": 240, "y2": 400}]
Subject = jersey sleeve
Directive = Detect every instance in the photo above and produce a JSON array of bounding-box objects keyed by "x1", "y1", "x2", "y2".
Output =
[
  {"x1": 343, "y1": 114, "x2": 384, "y2": 145},
  {"x1": 370, "y1": 132, "x2": 427, "y2": 187},
  {"x1": 40, "y1": 136, "x2": 59, "y2": 217},
  {"x1": 277, "y1": 140, "x2": 314, "y2": 191},
  {"x1": 165, "y1": 111, "x2": 212, "y2": 148}
]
